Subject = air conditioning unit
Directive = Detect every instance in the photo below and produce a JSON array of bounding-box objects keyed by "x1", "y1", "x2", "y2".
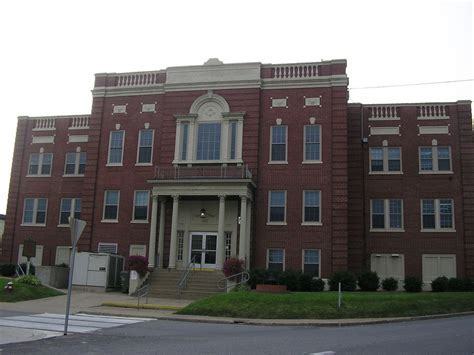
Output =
[{"x1": 72, "y1": 252, "x2": 124, "y2": 291}]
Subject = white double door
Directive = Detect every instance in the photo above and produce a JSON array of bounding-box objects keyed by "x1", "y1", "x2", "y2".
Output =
[{"x1": 189, "y1": 232, "x2": 218, "y2": 269}]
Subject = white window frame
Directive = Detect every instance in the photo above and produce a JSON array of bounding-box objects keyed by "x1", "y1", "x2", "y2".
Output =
[
  {"x1": 266, "y1": 248, "x2": 285, "y2": 271},
  {"x1": 195, "y1": 122, "x2": 223, "y2": 161},
  {"x1": 267, "y1": 190, "x2": 287, "y2": 225},
  {"x1": 302, "y1": 190, "x2": 322, "y2": 225},
  {"x1": 370, "y1": 199, "x2": 404, "y2": 232},
  {"x1": 269, "y1": 125, "x2": 288, "y2": 164},
  {"x1": 63, "y1": 149, "x2": 86, "y2": 176},
  {"x1": 27, "y1": 150, "x2": 53, "y2": 177},
  {"x1": 136, "y1": 129, "x2": 154, "y2": 166},
  {"x1": 131, "y1": 190, "x2": 150, "y2": 223},
  {"x1": 107, "y1": 130, "x2": 125, "y2": 166},
  {"x1": 420, "y1": 199, "x2": 455, "y2": 232},
  {"x1": 303, "y1": 125, "x2": 322, "y2": 163},
  {"x1": 302, "y1": 249, "x2": 321, "y2": 277},
  {"x1": 98, "y1": 242, "x2": 118, "y2": 254},
  {"x1": 102, "y1": 190, "x2": 120, "y2": 222},
  {"x1": 369, "y1": 146, "x2": 402, "y2": 174},
  {"x1": 418, "y1": 146, "x2": 452, "y2": 174},
  {"x1": 58, "y1": 198, "x2": 81, "y2": 226},
  {"x1": 21, "y1": 198, "x2": 48, "y2": 226}
]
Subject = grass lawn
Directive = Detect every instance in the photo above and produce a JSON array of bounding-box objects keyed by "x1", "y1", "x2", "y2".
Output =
[
  {"x1": 0, "y1": 277, "x2": 64, "y2": 303},
  {"x1": 177, "y1": 291, "x2": 474, "y2": 319}
]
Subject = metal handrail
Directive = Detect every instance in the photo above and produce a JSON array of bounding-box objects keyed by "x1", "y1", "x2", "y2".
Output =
[
  {"x1": 217, "y1": 271, "x2": 250, "y2": 290},
  {"x1": 135, "y1": 283, "x2": 151, "y2": 308},
  {"x1": 177, "y1": 255, "x2": 198, "y2": 292}
]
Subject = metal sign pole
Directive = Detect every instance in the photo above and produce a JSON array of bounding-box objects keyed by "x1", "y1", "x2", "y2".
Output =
[{"x1": 64, "y1": 217, "x2": 86, "y2": 336}]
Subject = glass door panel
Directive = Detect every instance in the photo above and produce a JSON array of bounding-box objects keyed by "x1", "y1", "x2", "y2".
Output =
[{"x1": 204, "y1": 234, "x2": 217, "y2": 265}]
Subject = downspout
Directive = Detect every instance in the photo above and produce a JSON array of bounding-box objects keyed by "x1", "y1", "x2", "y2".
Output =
[{"x1": 361, "y1": 105, "x2": 368, "y2": 270}]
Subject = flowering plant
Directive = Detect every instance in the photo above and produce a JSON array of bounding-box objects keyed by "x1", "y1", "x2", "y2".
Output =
[
  {"x1": 127, "y1": 255, "x2": 149, "y2": 277},
  {"x1": 223, "y1": 257, "x2": 245, "y2": 278}
]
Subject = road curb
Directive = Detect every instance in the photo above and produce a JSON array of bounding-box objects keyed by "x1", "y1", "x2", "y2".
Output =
[{"x1": 81, "y1": 309, "x2": 474, "y2": 327}]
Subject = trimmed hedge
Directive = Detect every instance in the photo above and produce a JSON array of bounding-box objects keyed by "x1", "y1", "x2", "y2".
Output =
[
  {"x1": 357, "y1": 271, "x2": 380, "y2": 291},
  {"x1": 0, "y1": 264, "x2": 16, "y2": 277},
  {"x1": 247, "y1": 269, "x2": 325, "y2": 292},
  {"x1": 329, "y1": 271, "x2": 357, "y2": 291},
  {"x1": 404, "y1": 277, "x2": 422, "y2": 293},
  {"x1": 382, "y1": 277, "x2": 398, "y2": 291}
]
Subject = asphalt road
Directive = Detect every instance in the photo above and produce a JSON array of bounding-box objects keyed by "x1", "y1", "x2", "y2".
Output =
[{"x1": 1, "y1": 315, "x2": 473, "y2": 354}]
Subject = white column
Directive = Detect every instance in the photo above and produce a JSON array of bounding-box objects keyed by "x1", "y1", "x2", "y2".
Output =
[
  {"x1": 221, "y1": 120, "x2": 229, "y2": 161},
  {"x1": 168, "y1": 195, "x2": 179, "y2": 269},
  {"x1": 216, "y1": 195, "x2": 226, "y2": 270},
  {"x1": 157, "y1": 198, "x2": 166, "y2": 268},
  {"x1": 147, "y1": 194, "x2": 159, "y2": 268},
  {"x1": 238, "y1": 196, "x2": 247, "y2": 261},
  {"x1": 188, "y1": 120, "x2": 196, "y2": 161},
  {"x1": 174, "y1": 122, "x2": 181, "y2": 162},
  {"x1": 245, "y1": 199, "x2": 252, "y2": 269},
  {"x1": 237, "y1": 119, "x2": 244, "y2": 161}
]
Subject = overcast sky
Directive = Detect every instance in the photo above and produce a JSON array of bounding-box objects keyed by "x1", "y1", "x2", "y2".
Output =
[{"x1": 0, "y1": 0, "x2": 472, "y2": 214}]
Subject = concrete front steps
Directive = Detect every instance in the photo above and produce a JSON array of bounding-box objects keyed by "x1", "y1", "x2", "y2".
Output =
[{"x1": 148, "y1": 268, "x2": 226, "y2": 300}]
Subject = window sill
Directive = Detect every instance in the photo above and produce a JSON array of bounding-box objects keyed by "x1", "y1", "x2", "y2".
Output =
[
  {"x1": 172, "y1": 159, "x2": 244, "y2": 165},
  {"x1": 370, "y1": 229, "x2": 405, "y2": 233},
  {"x1": 20, "y1": 223, "x2": 46, "y2": 227},
  {"x1": 106, "y1": 163, "x2": 123, "y2": 167},
  {"x1": 266, "y1": 222, "x2": 287, "y2": 226},
  {"x1": 57, "y1": 224, "x2": 69, "y2": 228},
  {"x1": 302, "y1": 160, "x2": 323, "y2": 164},
  {"x1": 420, "y1": 229, "x2": 456, "y2": 233},
  {"x1": 26, "y1": 175, "x2": 52, "y2": 178},
  {"x1": 368, "y1": 171, "x2": 403, "y2": 175},
  {"x1": 135, "y1": 163, "x2": 153, "y2": 167},
  {"x1": 418, "y1": 171, "x2": 453, "y2": 175},
  {"x1": 268, "y1": 161, "x2": 288, "y2": 165},
  {"x1": 62, "y1": 174, "x2": 85, "y2": 178},
  {"x1": 101, "y1": 219, "x2": 119, "y2": 223},
  {"x1": 131, "y1": 220, "x2": 149, "y2": 224},
  {"x1": 301, "y1": 222, "x2": 322, "y2": 226}
]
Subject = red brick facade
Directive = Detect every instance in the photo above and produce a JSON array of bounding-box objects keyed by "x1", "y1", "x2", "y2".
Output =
[{"x1": 1, "y1": 59, "x2": 473, "y2": 281}]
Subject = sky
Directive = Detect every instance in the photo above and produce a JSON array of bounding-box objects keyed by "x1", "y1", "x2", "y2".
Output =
[{"x1": 0, "y1": 0, "x2": 472, "y2": 214}]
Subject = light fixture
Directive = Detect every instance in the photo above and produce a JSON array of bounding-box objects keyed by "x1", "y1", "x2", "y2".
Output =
[
  {"x1": 238, "y1": 216, "x2": 242, "y2": 225},
  {"x1": 200, "y1": 208, "x2": 207, "y2": 218}
]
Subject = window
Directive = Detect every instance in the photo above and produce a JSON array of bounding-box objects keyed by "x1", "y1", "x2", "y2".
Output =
[
  {"x1": 180, "y1": 123, "x2": 189, "y2": 161},
  {"x1": 229, "y1": 121, "x2": 237, "y2": 160},
  {"x1": 370, "y1": 199, "x2": 403, "y2": 231},
  {"x1": 369, "y1": 147, "x2": 401, "y2": 173},
  {"x1": 137, "y1": 129, "x2": 154, "y2": 164},
  {"x1": 421, "y1": 199, "x2": 454, "y2": 230},
  {"x1": 133, "y1": 191, "x2": 149, "y2": 221},
  {"x1": 268, "y1": 191, "x2": 286, "y2": 223},
  {"x1": 303, "y1": 250, "x2": 320, "y2": 276},
  {"x1": 196, "y1": 123, "x2": 221, "y2": 160},
  {"x1": 419, "y1": 146, "x2": 452, "y2": 172},
  {"x1": 59, "y1": 198, "x2": 81, "y2": 225},
  {"x1": 22, "y1": 198, "x2": 48, "y2": 225},
  {"x1": 103, "y1": 190, "x2": 120, "y2": 221},
  {"x1": 304, "y1": 125, "x2": 321, "y2": 162},
  {"x1": 177, "y1": 231, "x2": 184, "y2": 261},
  {"x1": 28, "y1": 152, "x2": 53, "y2": 176},
  {"x1": 267, "y1": 249, "x2": 284, "y2": 272},
  {"x1": 225, "y1": 232, "x2": 232, "y2": 260},
  {"x1": 303, "y1": 191, "x2": 321, "y2": 224},
  {"x1": 64, "y1": 151, "x2": 86, "y2": 175},
  {"x1": 270, "y1": 126, "x2": 287, "y2": 162},
  {"x1": 108, "y1": 131, "x2": 124, "y2": 165}
]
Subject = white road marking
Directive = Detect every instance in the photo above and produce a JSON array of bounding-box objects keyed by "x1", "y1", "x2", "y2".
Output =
[{"x1": 0, "y1": 313, "x2": 150, "y2": 334}]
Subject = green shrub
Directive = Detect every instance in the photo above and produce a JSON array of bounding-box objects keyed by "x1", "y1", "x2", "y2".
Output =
[
  {"x1": 310, "y1": 278, "x2": 325, "y2": 292},
  {"x1": 404, "y1": 277, "x2": 422, "y2": 292},
  {"x1": 248, "y1": 269, "x2": 269, "y2": 289},
  {"x1": 298, "y1": 273, "x2": 313, "y2": 291},
  {"x1": 381, "y1": 277, "x2": 398, "y2": 291},
  {"x1": 357, "y1": 271, "x2": 380, "y2": 291},
  {"x1": 431, "y1": 276, "x2": 449, "y2": 292},
  {"x1": 461, "y1": 277, "x2": 474, "y2": 291},
  {"x1": 15, "y1": 275, "x2": 41, "y2": 286},
  {"x1": 231, "y1": 283, "x2": 251, "y2": 292},
  {"x1": 448, "y1": 277, "x2": 465, "y2": 292},
  {"x1": 279, "y1": 270, "x2": 300, "y2": 291},
  {"x1": 0, "y1": 264, "x2": 16, "y2": 277},
  {"x1": 329, "y1": 271, "x2": 357, "y2": 291}
]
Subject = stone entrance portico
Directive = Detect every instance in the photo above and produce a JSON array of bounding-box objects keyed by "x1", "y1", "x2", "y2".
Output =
[{"x1": 147, "y1": 166, "x2": 255, "y2": 271}]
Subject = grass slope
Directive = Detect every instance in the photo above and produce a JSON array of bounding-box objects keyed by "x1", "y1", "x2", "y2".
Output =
[
  {"x1": 177, "y1": 291, "x2": 474, "y2": 319},
  {"x1": 0, "y1": 277, "x2": 64, "y2": 303}
]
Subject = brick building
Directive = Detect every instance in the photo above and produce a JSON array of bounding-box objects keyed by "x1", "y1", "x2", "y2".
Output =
[{"x1": 2, "y1": 58, "x2": 473, "y2": 289}]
